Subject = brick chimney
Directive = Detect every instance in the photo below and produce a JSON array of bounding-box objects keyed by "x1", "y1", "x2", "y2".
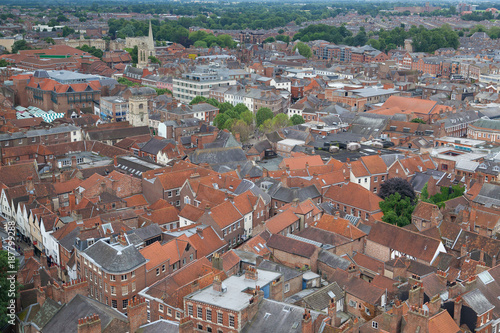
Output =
[
  {"x1": 408, "y1": 281, "x2": 424, "y2": 308},
  {"x1": 77, "y1": 314, "x2": 101, "y2": 333},
  {"x1": 301, "y1": 309, "x2": 313, "y2": 333},
  {"x1": 24, "y1": 248, "x2": 34, "y2": 260},
  {"x1": 245, "y1": 266, "x2": 258, "y2": 281},
  {"x1": 72, "y1": 156, "x2": 78, "y2": 169},
  {"x1": 390, "y1": 299, "x2": 403, "y2": 333},
  {"x1": 128, "y1": 297, "x2": 147, "y2": 333},
  {"x1": 427, "y1": 295, "x2": 441, "y2": 316},
  {"x1": 211, "y1": 252, "x2": 223, "y2": 271},
  {"x1": 213, "y1": 275, "x2": 223, "y2": 293},
  {"x1": 178, "y1": 316, "x2": 194, "y2": 333},
  {"x1": 454, "y1": 296, "x2": 462, "y2": 327},
  {"x1": 328, "y1": 298, "x2": 341, "y2": 327},
  {"x1": 248, "y1": 286, "x2": 264, "y2": 321},
  {"x1": 33, "y1": 270, "x2": 41, "y2": 289},
  {"x1": 347, "y1": 264, "x2": 357, "y2": 279},
  {"x1": 113, "y1": 156, "x2": 118, "y2": 167},
  {"x1": 36, "y1": 286, "x2": 46, "y2": 307},
  {"x1": 40, "y1": 252, "x2": 48, "y2": 269}
]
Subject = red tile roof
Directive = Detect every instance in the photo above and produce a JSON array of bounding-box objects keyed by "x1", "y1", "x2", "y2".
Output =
[
  {"x1": 324, "y1": 182, "x2": 382, "y2": 213},
  {"x1": 314, "y1": 214, "x2": 366, "y2": 240},
  {"x1": 210, "y1": 201, "x2": 242, "y2": 228},
  {"x1": 265, "y1": 210, "x2": 300, "y2": 234}
]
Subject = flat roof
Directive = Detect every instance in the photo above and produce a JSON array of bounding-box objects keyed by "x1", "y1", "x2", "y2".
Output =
[
  {"x1": 437, "y1": 136, "x2": 486, "y2": 147},
  {"x1": 186, "y1": 269, "x2": 281, "y2": 311},
  {"x1": 278, "y1": 139, "x2": 305, "y2": 146}
]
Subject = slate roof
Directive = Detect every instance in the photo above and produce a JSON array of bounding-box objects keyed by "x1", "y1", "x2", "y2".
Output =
[
  {"x1": 138, "y1": 319, "x2": 179, "y2": 333},
  {"x1": 189, "y1": 147, "x2": 247, "y2": 166},
  {"x1": 83, "y1": 240, "x2": 146, "y2": 273},
  {"x1": 317, "y1": 250, "x2": 350, "y2": 270},
  {"x1": 30, "y1": 298, "x2": 62, "y2": 330},
  {"x1": 258, "y1": 260, "x2": 302, "y2": 282},
  {"x1": 241, "y1": 299, "x2": 323, "y2": 333},
  {"x1": 473, "y1": 183, "x2": 500, "y2": 207},
  {"x1": 129, "y1": 224, "x2": 163, "y2": 241},
  {"x1": 301, "y1": 282, "x2": 343, "y2": 311},
  {"x1": 462, "y1": 288, "x2": 495, "y2": 315},
  {"x1": 42, "y1": 294, "x2": 128, "y2": 333}
]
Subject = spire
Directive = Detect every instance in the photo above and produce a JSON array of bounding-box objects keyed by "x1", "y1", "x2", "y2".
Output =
[{"x1": 148, "y1": 20, "x2": 154, "y2": 49}]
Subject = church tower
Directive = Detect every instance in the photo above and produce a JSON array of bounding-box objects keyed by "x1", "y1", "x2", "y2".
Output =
[
  {"x1": 128, "y1": 90, "x2": 150, "y2": 127},
  {"x1": 148, "y1": 20, "x2": 154, "y2": 51}
]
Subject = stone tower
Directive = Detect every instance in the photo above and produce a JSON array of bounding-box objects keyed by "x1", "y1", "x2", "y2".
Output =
[
  {"x1": 128, "y1": 88, "x2": 153, "y2": 127},
  {"x1": 404, "y1": 39, "x2": 414, "y2": 53},
  {"x1": 137, "y1": 20, "x2": 156, "y2": 69}
]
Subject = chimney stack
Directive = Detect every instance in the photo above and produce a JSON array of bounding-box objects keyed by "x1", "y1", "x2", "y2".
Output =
[
  {"x1": 127, "y1": 297, "x2": 148, "y2": 333},
  {"x1": 301, "y1": 309, "x2": 313, "y2": 333},
  {"x1": 245, "y1": 266, "x2": 258, "y2": 281},
  {"x1": 77, "y1": 314, "x2": 101, "y2": 333},
  {"x1": 454, "y1": 296, "x2": 462, "y2": 327},
  {"x1": 213, "y1": 275, "x2": 223, "y2": 293}
]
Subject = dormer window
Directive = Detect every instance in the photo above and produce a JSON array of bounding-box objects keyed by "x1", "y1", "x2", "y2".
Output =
[{"x1": 479, "y1": 163, "x2": 487, "y2": 170}]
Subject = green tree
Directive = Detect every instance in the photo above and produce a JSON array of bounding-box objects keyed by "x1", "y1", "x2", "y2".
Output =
[
  {"x1": 61, "y1": 26, "x2": 75, "y2": 37},
  {"x1": 256, "y1": 107, "x2": 274, "y2": 127},
  {"x1": 44, "y1": 37, "x2": 55, "y2": 45},
  {"x1": 264, "y1": 36, "x2": 276, "y2": 43},
  {"x1": 0, "y1": 250, "x2": 20, "y2": 328},
  {"x1": 0, "y1": 59, "x2": 10, "y2": 67},
  {"x1": 290, "y1": 114, "x2": 305, "y2": 125},
  {"x1": 193, "y1": 40, "x2": 208, "y2": 48},
  {"x1": 293, "y1": 42, "x2": 312, "y2": 58},
  {"x1": 11, "y1": 40, "x2": 30, "y2": 54},
  {"x1": 240, "y1": 110, "x2": 254, "y2": 126},
  {"x1": 117, "y1": 77, "x2": 139, "y2": 87},
  {"x1": 189, "y1": 96, "x2": 208, "y2": 105},
  {"x1": 232, "y1": 120, "x2": 251, "y2": 142},
  {"x1": 379, "y1": 177, "x2": 416, "y2": 202},
  {"x1": 124, "y1": 46, "x2": 138, "y2": 64},
  {"x1": 272, "y1": 113, "x2": 291, "y2": 129},
  {"x1": 148, "y1": 56, "x2": 161, "y2": 65},
  {"x1": 379, "y1": 192, "x2": 415, "y2": 227},
  {"x1": 155, "y1": 88, "x2": 172, "y2": 96},
  {"x1": 214, "y1": 113, "x2": 229, "y2": 129},
  {"x1": 234, "y1": 103, "x2": 249, "y2": 116},
  {"x1": 411, "y1": 118, "x2": 426, "y2": 123}
]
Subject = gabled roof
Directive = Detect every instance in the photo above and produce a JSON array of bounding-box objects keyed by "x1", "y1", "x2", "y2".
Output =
[
  {"x1": 367, "y1": 221, "x2": 443, "y2": 263},
  {"x1": 265, "y1": 210, "x2": 300, "y2": 234},
  {"x1": 324, "y1": 182, "x2": 382, "y2": 213},
  {"x1": 313, "y1": 214, "x2": 366, "y2": 240},
  {"x1": 42, "y1": 294, "x2": 128, "y2": 333},
  {"x1": 267, "y1": 234, "x2": 318, "y2": 258},
  {"x1": 210, "y1": 201, "x2": 243, "y2": 228},
  {"x1": 83, "y1": 240, "x2": 146, "y2": 273}
]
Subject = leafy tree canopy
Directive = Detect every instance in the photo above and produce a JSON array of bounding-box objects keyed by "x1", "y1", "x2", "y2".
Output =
[{"x1": 379, "y1": 177, "x2": 416, "y2": 202}]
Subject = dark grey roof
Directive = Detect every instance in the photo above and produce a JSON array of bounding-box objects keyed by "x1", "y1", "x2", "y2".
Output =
[
  {"x1": 189, "y1": 147, "x2": 247, "y2": 166},
  {"x1": 234, "y1": 179, "x2": 271, "y2": 204},
  {"x1": 83, "y1": 240, "x2": 146, "y2": 273},
  {"x1": 410, "y1": 172, "x2": 432, "y2": 193},
  {"x1": 140, "y1": 138, "x2": 172, "y2": 155},
  {"x1": 87, "y1": 126, "x2": 150, "y2": 141},
  {"x1": 59, "y1": 227, "x2": 81, "y2": 252},
  {"x1": 203, "y1": 130, "x2": 241, "y2": 149},
  {"x1": 130, "y1": 224, "x2": 163, "y2": 241},
  {"x1": 128, "y1": 86, "x2": 156, "y2": 96},
  {"x1": 265, "y1": 131, "x2": 284, "y2": 143},
  {"x1": 258, "y1": 260, "x2": 302, "y2": 282},
  {"x1": 301, "y1": 282, "x2": 343, "y2": 311},
  {"x1": 239, "y1": 161, "x2": 264, "y2": 178},
  {"x1": 251, "y1": 140, "x2": 272, "y2": 154},
  {"x1": 462, "y1": 289, "x2": 495, "y2": 315},
  {"x1": 241, "y1": 299, "x2": 322, "y2": 333},
  {"x1": 138, "y1": 319, "x2": 179, "y2": 333},
  {"x1": 473, "y1": 183, "x2": 500, "y2": 207},
  {"x1": 42, "y1": 294, "x2": 128, "y2": 333},
  {"x1": 317, "y1": 250, "x2": 350, "y2": 270},
  {"x1": 30, "y1": 298, "x2": 62, "y2": 330}
]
